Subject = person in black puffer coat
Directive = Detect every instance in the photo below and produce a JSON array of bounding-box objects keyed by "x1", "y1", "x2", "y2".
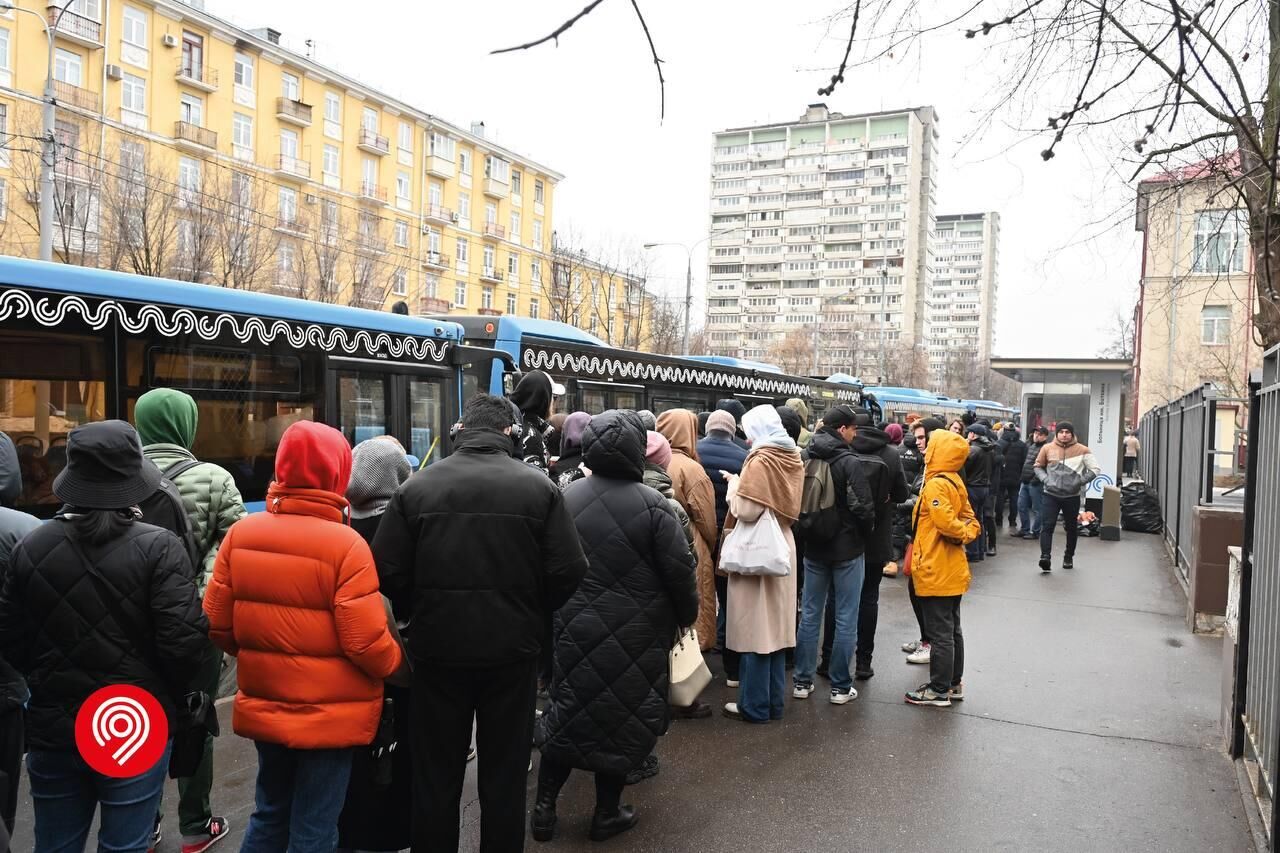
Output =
[
  {"x1": 0, "y1": 421, "x2": 207, "y2": 852},
  {"x1": 535, "y1": 410, "x2": 698, "y2": 844},
  {"x1": 962, "y1": 424, "x2": 997, "y2": 561},
  {"x1": 892, "y1": 430, "x2": 924, "y2": 560},
  {"x1": 996, "y1": 427, "x2": 1027, "y2": 529}
]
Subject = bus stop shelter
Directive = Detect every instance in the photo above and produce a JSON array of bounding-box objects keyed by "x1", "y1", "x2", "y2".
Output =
[{"x1": 991, "y1": 357, "x2": 1132, "y2": 508}]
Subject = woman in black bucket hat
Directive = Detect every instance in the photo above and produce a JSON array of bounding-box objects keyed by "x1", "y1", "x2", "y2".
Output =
[{"x1": 0, "y1": 420, "x2": 208, "y2": 853}]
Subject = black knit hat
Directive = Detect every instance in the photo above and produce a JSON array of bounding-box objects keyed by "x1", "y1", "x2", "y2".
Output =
[
  {"x1": 53, "y1": 420, "x2": 161, "y2": 509},
  {"x1": 1056, "y1": 421, "x2": 1076, "y2": 436}
]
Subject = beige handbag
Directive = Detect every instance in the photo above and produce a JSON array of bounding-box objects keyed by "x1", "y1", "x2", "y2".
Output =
[{"x1": 668, "y1": 628, "x2": 712, "y2": 707}]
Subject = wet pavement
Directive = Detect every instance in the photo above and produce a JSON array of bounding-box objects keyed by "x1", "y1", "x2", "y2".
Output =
[{"x1": 11, "y1": 529, "x2": 1255, "y2": 852}]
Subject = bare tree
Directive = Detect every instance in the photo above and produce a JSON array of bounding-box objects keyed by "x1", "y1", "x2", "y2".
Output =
[
  {"x1": 305, "y1": 198, "x2": 345, "y2": 303},
  {"x1": 348, "y1": 210, "x2": 391, "y2": 309},
  {"x1": 170, "y1": 159, "x2": 220, "y2": 283},
  {"x1": 647, "y1": 299, "x2": 685, "y2": 355},
  {"x1": 768, "y1": 327, "x2": 818, "y2": 375},
  {"x1": 1097, "y1": 308, "x2": 1137, "y2": 361},
  {"x1": 211, "y1": 169, "x2": 280, "y2": 291},
  {"x1": 96, "y1": 136, "x2": 180, "y2": 277},
  {"x1": 881, "y1": 338, "x2": 931, "y2": 388}
]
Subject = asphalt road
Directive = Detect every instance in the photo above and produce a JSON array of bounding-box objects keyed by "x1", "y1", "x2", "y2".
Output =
[{"x1": 11, "y1": 530, "x2": 1255, "y2": 852}]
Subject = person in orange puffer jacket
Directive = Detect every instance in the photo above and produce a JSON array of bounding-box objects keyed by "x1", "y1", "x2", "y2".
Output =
[{"x1": 203, "y1": 420, "x2": 403, "y2": 852}]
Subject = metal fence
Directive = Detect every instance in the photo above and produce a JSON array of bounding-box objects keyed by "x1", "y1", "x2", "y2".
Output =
[
  {"x1": 1236, "y1": 343, "x2": 1280, "y2": 844},
  {"x1": 1136, "y1": 383, "x2": 1220, "y2": 583}
]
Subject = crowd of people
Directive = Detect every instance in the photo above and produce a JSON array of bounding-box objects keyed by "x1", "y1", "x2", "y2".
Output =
[{"x1": 0, "y1": 371, "x2": 1104, "y2": 853}]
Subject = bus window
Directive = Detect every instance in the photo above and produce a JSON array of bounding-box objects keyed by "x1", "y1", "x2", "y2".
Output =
[
  {"x1": 0, "y1": 331, "x2": 107, "y2": 513},
  {"x1": 614, "y1": 391, "x2": 641, "y2": 411},
  {"x1": 409, "y1": 378, "x2": 445, "y2": 467},
  {"x1": 337, "y1": 372, "x2": 390, "y2": 446},
  {"x1": 582, "y1": 389, "x2": 607, "y2": 415}
]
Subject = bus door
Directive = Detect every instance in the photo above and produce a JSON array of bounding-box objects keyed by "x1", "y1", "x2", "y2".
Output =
[{"x1": 329, "y1": 358, "x2": 452, "y2": 468}]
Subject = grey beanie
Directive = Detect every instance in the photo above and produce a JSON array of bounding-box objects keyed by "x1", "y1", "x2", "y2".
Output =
[
  {"x1": 347, "y1": 437, "x2": 411, "y2": 519},
  {"x1": 637, "y1": 409, "x2": 657, "y2": 432}
]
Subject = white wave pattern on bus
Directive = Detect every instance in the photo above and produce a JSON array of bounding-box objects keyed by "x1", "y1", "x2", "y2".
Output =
[
  {"x1": 523, "y1": 347, "x2": 858, "y2": 401},
  {"x1": 0, "y1": 290, "x2": 450, "y2": 363}
]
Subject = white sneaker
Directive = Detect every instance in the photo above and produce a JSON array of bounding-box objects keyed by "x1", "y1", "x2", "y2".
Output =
[
  {"x1": 793, "y1": 682, "x2": 814, "y2": 699},
  {"x1": 726, "y1": 679, "x2": 740, "y2": 688},
  {"x1": 902, "y1": 639, "x2": 922, "y2": 653},
  {"x1": 906, "y1": 644, "x2": 931, "y2": 665},
  {"x1": 830, "y1": 687, "x2": 858, "y2": 705}
]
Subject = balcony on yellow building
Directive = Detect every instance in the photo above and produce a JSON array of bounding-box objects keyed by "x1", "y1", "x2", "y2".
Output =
[
  {"x1": 48, "y1": 5, "x2": 101, "y2": 48},
  {"x1": 357, "y1": 181, "x2": 388, "y2": 205},
  {"x1": 275, "y1": 154, "x2": 311, "y2": 181},
  {"x1": 483, "y1": 178, "x2": 509, "y2": 199},
  {"x1": 482, "y1": 222, "x2": 506, "y2": 241},
  {"x1": 275, "y1": 97, "x2": 312, "y2": 127},
  {"x1": 52, "y1": 79, "x2": 98, "y2": 112},
  {"x1": 423, "y1": 205, "x2": 454, "y2": 225},
  {"x1": 357, "y1": 129, "x2": 390, "y2": 156},
  {"x1": 420, "y1": 296, "x2": 451, "y2": 315},
  {"x1": 422, "y1": 251, "x2": 450, "y2": 270},
  {"x1": 174, "y1": 121, "x2": 216, "y2": 152},
  {"x1": 275, "y1": 214, "x2": 309, "y2": 235},
  {"x1": 175, "y1": 60, "x2": 218, "y2": 93},
  {"x1": 480, "y1": 267, "x2": 503, "y2": 284},
  {"x1": 425, "y1": 155, "x2": 454, "y2": 179}
]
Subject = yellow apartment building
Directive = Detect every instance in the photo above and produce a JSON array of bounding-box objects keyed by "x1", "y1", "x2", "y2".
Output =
[{"x1": 0, "y1": 0, "x2": 650, "y2": 332}]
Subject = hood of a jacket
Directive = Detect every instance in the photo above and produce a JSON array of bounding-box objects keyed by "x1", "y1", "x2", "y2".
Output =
[
  {"x1": 347, "y1": 437, "x2": 411, "y2": 519},
  {"x1": 642, "y1": 462, "x2": 675, "y2": 498},
  {"x1": 511, "y1": 370, "x2": 554, "y2": 419},
  {"x1": 1002, "y1": 427, "x2": 1021, "y2": 443},
  {"x1": 135, "y1": 388, "x2": 198, "y2": 449},
  {"x1": 927, "y1": 429, "x2": 970, "y2": 474},
  {"x1": 582, "y1": 410, "x2": 646, "y2": 482},
  {"x1": 852, "y1": 426, "x2": 890, "y2": 454},
  {"x1": 785, "y1": 397, "x2": 809, "y2": 423},
  {"x1": 0, "y1": 431, "x2": 20, "y2": 507},
  {"x1": 808, "y1": 428, "x2": 851, "y2": 462},
  {"x1": 275, "y1": 421, "x2": 352, "y2": 495},
  {"x1": 657, "y1": 409, "x2": 700, "y2": 460}
]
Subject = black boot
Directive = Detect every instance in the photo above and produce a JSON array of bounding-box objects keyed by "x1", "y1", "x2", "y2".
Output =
[
  {"x1": 531, "y1": 788, "x2": 558, "y2": 843},
  {"x1": 589, "y1": 805, "x2": 639, "y2": 842}
]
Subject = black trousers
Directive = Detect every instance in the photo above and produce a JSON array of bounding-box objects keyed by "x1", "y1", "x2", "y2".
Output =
[
  {"x1": 0, "y1": 706, "x2": 21, "y2": 845},
  {"x1": 908, "y1": 574, "x2": 928, "y2": 644},
  {"x1": 714, "y1": 573, "x2": 740, "y2": 681},
  {"x1": 411, "y1": 658, "x2": 538, "y2": 853},
  {"x1": 994, "y1": 482, "x2": 1020, "y2": 525},
  {"x1": 537, "y1": 755, "x2": 625, "y2": 815},
  {"x1": 820, "y1": 549, "x2": 886, "y2": 666},
  {"x1": 1039, "y1": 493, "x2": 1081, "y2": 559},
  {"x1": 919, "y1": 595, "x2": 963, "y2": 694}
]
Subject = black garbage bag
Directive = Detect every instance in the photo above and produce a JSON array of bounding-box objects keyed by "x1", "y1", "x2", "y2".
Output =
[{"x1": 1120, "y1": 481, "x2": 1163, "y2": 533}]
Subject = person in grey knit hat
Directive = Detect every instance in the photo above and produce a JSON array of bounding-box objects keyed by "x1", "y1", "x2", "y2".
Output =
[
  {"x1": 347, "y1": 437, "x2": 412, "y2": 546},
  {"x1": 636, "y1": 410, "x2": 657, "y2": 432}
]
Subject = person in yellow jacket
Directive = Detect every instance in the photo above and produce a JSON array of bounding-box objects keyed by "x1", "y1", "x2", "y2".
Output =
[{"x1": 904, "y1": 429, "x2": 982, "y2": 708}]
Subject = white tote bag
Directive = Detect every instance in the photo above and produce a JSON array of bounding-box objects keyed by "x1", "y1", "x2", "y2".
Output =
[
  {"x1": 668, "y1": 628, "x2": 712, "y2": 707},
  {"x1": 719, "y1": 509, "x2": 791, "y2": 577}
]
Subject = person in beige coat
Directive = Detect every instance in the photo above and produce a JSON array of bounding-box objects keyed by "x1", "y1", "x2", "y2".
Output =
[
  {"x1": 721, "y1": 405, "x2": 804, "y2": 724},
  {"x1": 656, "y1": 409, "x2": 719, "y2": 651}
]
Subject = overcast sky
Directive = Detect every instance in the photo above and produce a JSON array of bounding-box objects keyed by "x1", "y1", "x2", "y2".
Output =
[{"x1": 219, "y1": 0, "x2": 1143, "y2": 359}]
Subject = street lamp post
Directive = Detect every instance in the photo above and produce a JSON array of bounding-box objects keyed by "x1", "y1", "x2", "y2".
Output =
[
  {"x1": 644, "y1": 226, "x2": 744, "y2": 357},
  {"x1": 3, "y1": 2, "x2": 71, "y2": 262}
]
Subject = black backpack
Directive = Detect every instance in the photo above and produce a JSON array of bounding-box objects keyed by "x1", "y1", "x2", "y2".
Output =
[
  {"x1": 137, "y1": 459, "x2": 202, "y2": 578},
  {"x1": 797, "y1": 456, "x2": 842, "y2": 542},
  {"x1": 852, "y1": 451, "x2": 891, "y2": 510}
]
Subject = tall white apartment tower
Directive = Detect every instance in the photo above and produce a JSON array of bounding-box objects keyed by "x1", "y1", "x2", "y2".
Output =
[
  {"x1": 705, "y1": 104, "x2": 939, "y2": 379},
  {"x1": 926, "y1": 212, "x2": 1001, "y2": 385}
]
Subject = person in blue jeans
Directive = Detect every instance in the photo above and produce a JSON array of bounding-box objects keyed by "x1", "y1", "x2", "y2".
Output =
[
  {"x1": 1017, "y1": 426, "x2": 1050, "y2": 539},
  {"x1": 787, "y1": 406, "x2": 876, "y2": 705},
  {"x1": 243, "y1": 744, "x2": 354, "y2": 852}
]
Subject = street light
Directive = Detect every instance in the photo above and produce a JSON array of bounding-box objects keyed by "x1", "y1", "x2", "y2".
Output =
[
  {"x1": 643, "y1": 226, "x2": 744, "y2": 356},
  {"x1": 2, "y1": 1, "x2": 73, "y2": 262}
]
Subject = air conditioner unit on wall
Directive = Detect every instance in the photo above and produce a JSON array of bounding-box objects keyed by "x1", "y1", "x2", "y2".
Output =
[
  {"x1": 105, "y1": 65, "x2": 123, "y2": 81},
  {"x1": 162, "y1": 33, "x2": 179, "y2": 48},
  {"x1": 304, "y1": 193, "x2": 318, "y2": 204},
  {"x1": 451, "y1": 212, "x2": 461, "y2": 222}
]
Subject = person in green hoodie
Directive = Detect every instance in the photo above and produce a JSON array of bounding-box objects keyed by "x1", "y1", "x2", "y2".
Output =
[
  {"x1": 135, "y1": 388, "x2": 246, "y2": 853},
  {"x1": 785, "y1": 398, "x2": 813, "y2": 450}
]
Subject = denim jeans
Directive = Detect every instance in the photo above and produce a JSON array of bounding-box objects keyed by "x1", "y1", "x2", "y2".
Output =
[
  {"x1": 795, "y1": 556, "x2": 864, "y2": 692},
  {"x1": 27, "y1": 741, "x2": 172, "y2": 853},
  {"x1": 1039, "y1": 493, "x2": 1081, "y2": 559},
  {"x1": 739, "y1": 651, "x2": 787, "y2": 722},
  {"x1": 965, "y1": 487, "x2": 989, "y2": 561},
  {"x1": 241, "y1": 742, "x2": 354, "y2": 853},
  {"x1": 1018, "y1": 481, "x2": 1044, "y2": 534}
]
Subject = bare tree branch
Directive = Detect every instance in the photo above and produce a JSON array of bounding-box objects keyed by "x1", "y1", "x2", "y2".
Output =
[{"x1": 490, "y1": 0, "x2": 608, "y2": 54}]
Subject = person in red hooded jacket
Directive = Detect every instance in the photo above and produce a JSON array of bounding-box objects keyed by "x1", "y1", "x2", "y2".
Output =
[{"x1": 203, "y1": 421, "x2": 403, "y2": 852}]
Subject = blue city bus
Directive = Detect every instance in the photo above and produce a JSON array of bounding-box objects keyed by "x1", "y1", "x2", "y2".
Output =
[
  {"x1": 865, "y1": 385, "x2": 1019, "y2": 425},
  {"x1": 0, "y1": 257, "x2": 492, "y2": 515},
  {"x1": 451, "y1": 315, "x2": 867, "y2": 419}
]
